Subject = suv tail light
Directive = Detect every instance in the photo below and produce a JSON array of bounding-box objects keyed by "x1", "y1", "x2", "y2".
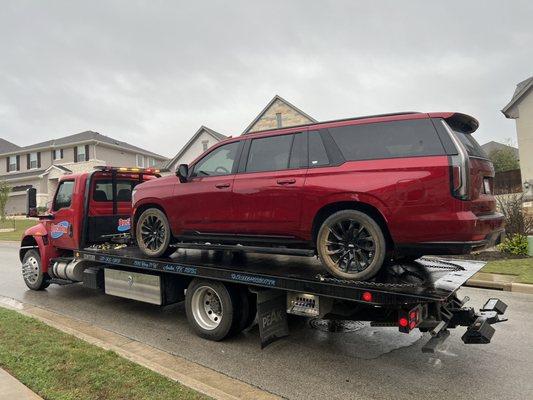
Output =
[{"x1": 442, "y1": 121, "x2": 470, "y2": 200}]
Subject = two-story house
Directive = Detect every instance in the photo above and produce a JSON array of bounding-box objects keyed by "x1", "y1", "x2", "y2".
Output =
[{"x1": 0, "y1": 131, "x2": 167, "y2": 214}]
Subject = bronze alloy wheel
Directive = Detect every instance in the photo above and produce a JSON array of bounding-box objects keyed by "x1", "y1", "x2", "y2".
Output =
[
  {"x1": 317, "y1": 210, "x2": 386, "y2": 280},
  {"x1": 136, "y1": 208, "x2": 173, "y2": 258}
]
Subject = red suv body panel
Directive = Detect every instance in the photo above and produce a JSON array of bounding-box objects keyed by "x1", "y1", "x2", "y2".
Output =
[{"x1": 133, "y1": 112, "x2": 504, "y2": 256}]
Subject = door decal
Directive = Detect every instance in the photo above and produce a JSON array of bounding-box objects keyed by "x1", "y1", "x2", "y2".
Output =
[
  {"x1": 118, "y1": 218, "x2": 131, "y2": 232},
  {"x1": 50, "y1": 221, "x2": 70, "y2": 239}
]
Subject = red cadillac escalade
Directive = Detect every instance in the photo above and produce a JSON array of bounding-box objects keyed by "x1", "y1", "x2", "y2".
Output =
[{"x1": 131, "y1": 112, "x2": 505, "y2": 280}]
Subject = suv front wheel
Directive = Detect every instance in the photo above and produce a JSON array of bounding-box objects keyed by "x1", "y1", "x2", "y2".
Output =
[
  {"x1": 136, "y1": 208, "x2": 174, "y2": 258},
  {"x1": 317, "y1": 210, "x2": 386, "y2": 280}
]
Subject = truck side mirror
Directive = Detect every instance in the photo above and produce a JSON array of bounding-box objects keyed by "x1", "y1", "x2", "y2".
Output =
[
  {"x1": 26, "y1": 187, "x2": 38, "y2": 218},
  {"x1": 176, "y1": 164, "x2": 189, "y2": 183}
]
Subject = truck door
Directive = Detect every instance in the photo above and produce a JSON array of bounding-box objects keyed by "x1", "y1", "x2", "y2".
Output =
[{"x1": 48, "y1": 179, "x2": 78, "y2": 250}]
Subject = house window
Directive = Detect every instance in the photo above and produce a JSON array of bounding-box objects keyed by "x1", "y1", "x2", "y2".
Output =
[
  {"x1": 53, "y1": 149, "x2": 63, "y2": 160},
  {"x1": 76, "y1": 145, "x2": 87, "y2": 162},
  {"x1": 276, "y1": 113, "x2": 282, "y2": 128},
  {"x1": 202, "y1": 140, "x2": 209, "y2": 152},
  {"x1": 8, "y1": 156, "x2": 17, "y2": 172},
  {"x1": 147, "y1": 157, "x2": 156, "y2": 167},
  {"x1": 136, "y1": 154, "x2": 145, "y2": 168},
  {"x1": 29, "y1": 152, "x2": 38, "y2": 169}
]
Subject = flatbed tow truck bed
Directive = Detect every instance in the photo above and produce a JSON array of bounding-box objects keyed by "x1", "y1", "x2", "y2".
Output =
[{"x1": 74, "y1": 246, "x2": 508, "y2": 351}]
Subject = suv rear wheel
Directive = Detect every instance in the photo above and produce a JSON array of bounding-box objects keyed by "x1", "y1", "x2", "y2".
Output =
[
  {"x1": 317, "y1": 210, "x2": 386, "y2": 280},
  {"x1": 136, "y1": 208, "x2": 174, "y2": 258}
]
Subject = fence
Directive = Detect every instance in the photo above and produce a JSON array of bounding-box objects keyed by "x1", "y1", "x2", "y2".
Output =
[{"x1": 493, "y1": 169, "x2": 522, "y2": 195}]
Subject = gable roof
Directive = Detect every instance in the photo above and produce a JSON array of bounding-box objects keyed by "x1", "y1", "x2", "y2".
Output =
[
  {"x1": 242, "y1": 95, "x2": 317, "y2": 134},
  {"x1": 40, "y1": 164, "x2": 73, "y2": 177},
  {"x1": 502, "y1": 75, "x2": 533, "y2": 118},
  {"x1": 0, "y1": 130, "x2": 167, "y2": 159},
  {"x1": 481, "y1": 141, "x2": 519, "y2": 158},
  {"x1": 164, "y1": 126, "x2": 227, "y2": 170},
  {"x1": 0, "y1": 138, "x2": 21, "y2": 153}
]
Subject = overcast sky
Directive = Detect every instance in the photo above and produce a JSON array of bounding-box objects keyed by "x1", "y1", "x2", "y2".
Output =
[{"x1": 1, "y1": 1, "x2": 532, "y2": 158}]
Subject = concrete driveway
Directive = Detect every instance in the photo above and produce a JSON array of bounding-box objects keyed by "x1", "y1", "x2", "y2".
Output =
[{"x1": 1, "y1": 242, "x2": 532, "y2": 400}]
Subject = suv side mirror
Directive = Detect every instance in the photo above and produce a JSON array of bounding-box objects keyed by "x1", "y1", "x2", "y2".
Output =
[
  {"x1": 26, "y1": 188, "x2": 38, "y2": 217},
  {"x1": 176, "y1": 164, "x2": 189, "y2": 183}
]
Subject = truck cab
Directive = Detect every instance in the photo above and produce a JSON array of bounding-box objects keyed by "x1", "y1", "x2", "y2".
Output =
[{"x1": 19, "y1": 166, "x2": 160, "y2": 290}]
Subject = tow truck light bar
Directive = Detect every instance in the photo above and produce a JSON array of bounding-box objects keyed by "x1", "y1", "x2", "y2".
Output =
[{"x1": 94, "y1": 166, "x2": 161, "y2": 175}]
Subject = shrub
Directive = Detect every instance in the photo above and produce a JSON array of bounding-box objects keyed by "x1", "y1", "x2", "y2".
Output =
[
  {"x1": 498, "y1": 234, "x2": 529, "y2": 256},
  {"x1": 496, "y1": 193, "x2": 533, "y2": 236}
]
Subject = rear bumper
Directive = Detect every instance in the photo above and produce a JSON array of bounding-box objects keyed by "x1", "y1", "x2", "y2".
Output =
[{"x1": 398, "y1": 228, "x2": 505, "y2": 255}]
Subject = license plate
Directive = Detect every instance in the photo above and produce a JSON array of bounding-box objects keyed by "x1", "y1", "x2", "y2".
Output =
[{"x1": 483, "y1": 178, "x2": 491, "y2": 194}]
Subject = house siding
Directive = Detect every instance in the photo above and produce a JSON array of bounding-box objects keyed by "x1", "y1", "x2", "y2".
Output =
[
  {"x1": 167, "y1": 131, "x2": 217, "y2": 171},
  {"x1": 515, "y1": 91, "x2": 533, "y2": 186},
  {"x1": 247, "y1": 98, "x2": 314, "y2": 133}
]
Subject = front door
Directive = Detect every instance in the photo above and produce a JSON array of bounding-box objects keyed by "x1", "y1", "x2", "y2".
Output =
[
  {"x1": 168, "y1": 141, "x2": 242, "y2": 235},
  {"x1": 231, "y1": 132, "x2": 307, "y2": 238},
  {"x1": 48, "y1": 179, "x2": 78, "y2": 249}
]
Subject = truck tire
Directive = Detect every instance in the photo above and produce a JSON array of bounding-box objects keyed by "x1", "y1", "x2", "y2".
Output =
[
  {"x1": 185, "y1": 279, "x2": 239, "y2": 341},
  {"x1": 22, "y1": 249, "x2": 50, "y2": 290},
  {"x1": 232, "y1": 289, "x2": 257, "y2": 334},
  {"x1": 136, "y1": 208, "x2": 174, "y2": 258},
  {"x1": 317, "y1": 210, "x2": 386, "y2": 280}
]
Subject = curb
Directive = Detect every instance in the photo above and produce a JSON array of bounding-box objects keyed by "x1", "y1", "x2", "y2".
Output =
[
  {"x1": 0, "y1": 296, "x2": 281, "y2": 400},
  {"x1": 465, "y1": 278, "x2": 533, "y2": 294}
]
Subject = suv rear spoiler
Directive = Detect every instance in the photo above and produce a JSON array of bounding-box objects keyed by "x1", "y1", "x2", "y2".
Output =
[{"x1": 443, "y1": 113, "x2": 479, "y2": 134}]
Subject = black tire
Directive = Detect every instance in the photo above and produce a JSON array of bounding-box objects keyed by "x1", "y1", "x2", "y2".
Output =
[
  {"x1": 185, "y1": 279, "x2": 239, "y2": 341},
  {"x1": 231, "y1": 289, "x2": 257, "y2": 334},
  {"x1": 22, "y1": 249, "x2": 50, "y2": 290},
  {"x1": 316, "y1": 210, "x2": 386, "y2": 280},
  {"x1": 136, "y1": 208, "x2": 174, "y2": 258}
]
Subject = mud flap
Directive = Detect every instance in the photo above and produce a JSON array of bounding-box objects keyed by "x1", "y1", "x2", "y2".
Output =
[{"x1": 256, "y1": 289, "x2": 289, "y2": 348}]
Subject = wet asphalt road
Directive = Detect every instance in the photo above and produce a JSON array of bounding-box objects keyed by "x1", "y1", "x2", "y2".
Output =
[{"x1": 1, "y1": 242, "x2": 532, "y2": 400}]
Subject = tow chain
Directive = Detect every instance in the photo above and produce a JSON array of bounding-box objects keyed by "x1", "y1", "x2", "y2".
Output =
[{"x1": 316, "y1": 258, "x2": 465, "y2": 289}]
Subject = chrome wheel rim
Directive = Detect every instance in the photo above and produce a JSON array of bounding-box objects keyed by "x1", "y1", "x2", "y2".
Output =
[
  {"x1": 191, "y1": 286, "x2": 223, "y2": 330},
  {"x1": 324, "y1": 219, "x2": 376, "y2": 274},
  {"x1": 140, "y1": 214, "x2": 166, "y2": 251},
  {"x1": 22, "y1": 256, "x2": 40, "y2": 284}
]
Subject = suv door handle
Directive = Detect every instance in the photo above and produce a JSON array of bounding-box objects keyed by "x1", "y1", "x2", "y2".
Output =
[
  {"x1": 276, "y1": 178, "x2": 296, "y2": 185},
  {"x1": 215, "y1": 183, "x2": 231, "y2": 189}
]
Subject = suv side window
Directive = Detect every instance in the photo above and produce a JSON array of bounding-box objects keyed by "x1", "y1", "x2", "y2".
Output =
[
  {"x1": 308, "y1": 131, "x2": 329, "y2": 167},
  {"x1": 53, "y1": 180, "x2": 74, "y2": 211},
  {"x1": 328, "y1": 119, "x2": 445, "y2": 161},
  {"x1": 193, "y1": 141, "x2": 240, "y2": 177},
  {"x1": 246, "y1": 134, "x2": 293, "y2": 173}
]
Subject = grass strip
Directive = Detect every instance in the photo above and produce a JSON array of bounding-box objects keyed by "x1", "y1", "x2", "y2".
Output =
[
  {"x1": 0, "y1": 307, "x2": 208, "y2": 400},
  {"x1": 0, "y1": 218, "x2": 36, "y2": 241},
  {"x1": 482, "y1": 257, "x2": 533, "y2": 284}
]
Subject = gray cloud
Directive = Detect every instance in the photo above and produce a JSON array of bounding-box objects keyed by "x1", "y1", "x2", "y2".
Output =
[{"x1": 1, "y1": 0, "x2": 532, "y2": 157}]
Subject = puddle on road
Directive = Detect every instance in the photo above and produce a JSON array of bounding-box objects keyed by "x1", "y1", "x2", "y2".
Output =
[{"x1": 287, "y1": 318, "x2": 423, "y2": 360}]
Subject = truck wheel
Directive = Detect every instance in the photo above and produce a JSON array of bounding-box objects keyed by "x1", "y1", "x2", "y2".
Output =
[
  {"x1": 22, "y1": 250, "x2": 50, "y2": 290},
  {"x1": 317, "y1": 210, "x2": 386, "y2": 280},
  {"x1": 185, "y1": 279, "x2": 238, "y2": 341},
  {"x1": 136, "y1": 208, "x2": 174, "y2": 258},
  {"x1": 232, "y1": 289, "x2": 257, "y2": 334}
]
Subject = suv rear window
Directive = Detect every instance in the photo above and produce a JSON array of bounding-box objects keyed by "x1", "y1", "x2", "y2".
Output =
[
  {"x1": 328, "y1": 119, "x2": 445, "y2": 161},
  {"x1": 451, "y1": 129, "x2": 488, "y2": 158}
]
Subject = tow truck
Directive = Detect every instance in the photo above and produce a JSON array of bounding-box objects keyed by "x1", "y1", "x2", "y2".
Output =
[{"x1": 19, "y1": 166, "x2": 507, "y2": 351}]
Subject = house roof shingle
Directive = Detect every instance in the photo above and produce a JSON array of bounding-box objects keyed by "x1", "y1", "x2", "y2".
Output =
[
  {"x1": 0, "y1": 131, "x2": 167, "y2": 159},
  {"x1": 0, "y1": 138, "x2": 21, "y2": 154},
  {"x1": 502, "y1": 75, "x2": 533, "y2": 118}
]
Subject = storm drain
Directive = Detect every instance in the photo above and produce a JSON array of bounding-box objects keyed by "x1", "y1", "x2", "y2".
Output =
[{"x1": 309, "y1": 319, "x2": 366, "y2": 333}]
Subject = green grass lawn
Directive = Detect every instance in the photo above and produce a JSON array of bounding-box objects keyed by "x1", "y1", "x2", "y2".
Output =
[
  {"x1": 0, "y1": 307, "x2": 208, "y2": 400},
  {"x1": 0, "y1": 218, "x2": 37, "y2": 241},
  {"x1": 482, "y1": 257, "x2": 533, "y2": 284}
]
